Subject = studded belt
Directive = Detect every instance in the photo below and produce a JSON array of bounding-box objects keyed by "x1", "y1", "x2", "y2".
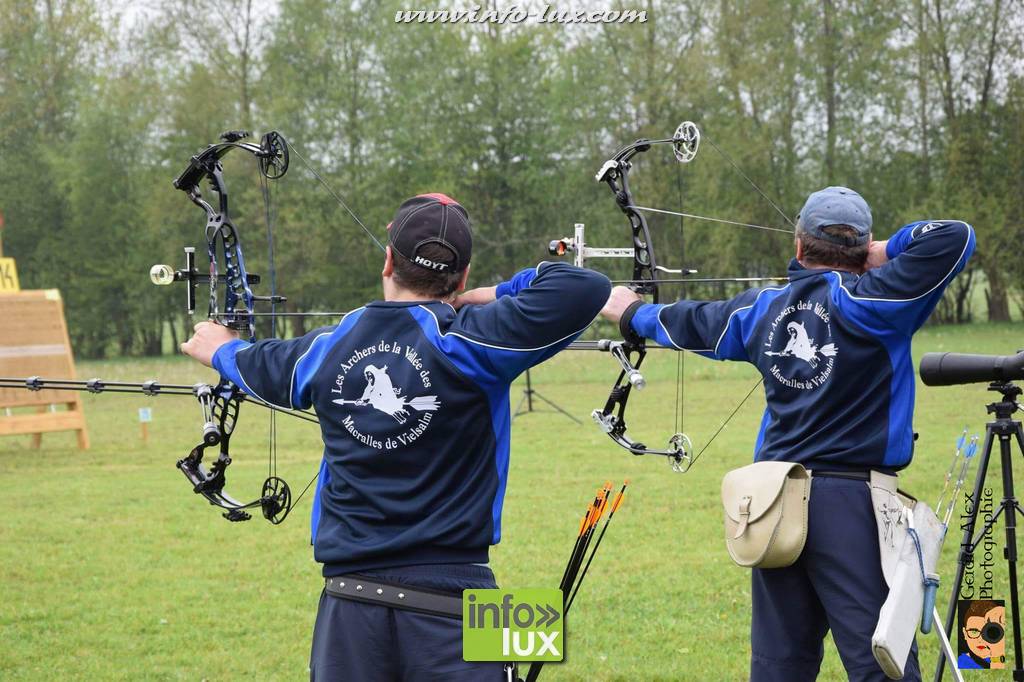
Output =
[{"x1": 324, "y1": 574, "x2": 464, "y2": 619}]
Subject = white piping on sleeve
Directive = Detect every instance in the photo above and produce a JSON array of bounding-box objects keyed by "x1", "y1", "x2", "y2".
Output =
[
  {"x1": 287, "y1": 330, "x2": 339, "y2": 410},
  {"x1": 655, "y1": 306, "x2": 712, "y2": 352},
  {"x1": 232, "y1": 309, "x2": 359, "y2": 411},
  {"x1": 417, "y1": 305, "x2": 591, "y2": 353},
  {"x1": 654, "y1": 285, "x2": 791, "y2": 355},
  {"x1": 835, "y1": 221, "x2": 973, "y2": 303},
  {"x1": 712, "y1": 286, "x2": 790, "y2": 356},
  {"x1": 285, "y1": 308, "x2": 363, "y2": 409}
]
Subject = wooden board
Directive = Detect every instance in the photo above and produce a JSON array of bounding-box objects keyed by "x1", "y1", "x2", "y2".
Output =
[{"x1": 0, "y1": 290, "x2": 89, "y2": 449}]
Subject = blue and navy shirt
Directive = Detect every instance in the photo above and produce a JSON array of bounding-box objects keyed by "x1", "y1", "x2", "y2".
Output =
[
  {"x1": 212, "y1": 262, "x2": 610, "y2": 574},
  {"x1": 628, "y1": 220, "x2": 976, "y2": 470}
]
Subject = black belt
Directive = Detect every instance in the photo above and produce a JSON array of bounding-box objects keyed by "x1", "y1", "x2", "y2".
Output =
[
  {"x1": 325, "y1": 574, "x2": 463, "y2": 619},
  {"x1": 812, "y1": 469, "x2": 917, "y2": 502},
  {"x1": 811, "y1": 470, "x2": 884, "y2": 481}
]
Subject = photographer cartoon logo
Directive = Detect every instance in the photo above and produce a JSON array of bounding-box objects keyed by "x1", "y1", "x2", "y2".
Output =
[
  {"x1": 330, "y1": 340, "x2": 440, "y2": 451},
  {"x1": 763, "y1": 299, "x2": 837, "y2": 390},
  {"x1": 958, "y1": 599, "x2": 1005, "y2": 669}
]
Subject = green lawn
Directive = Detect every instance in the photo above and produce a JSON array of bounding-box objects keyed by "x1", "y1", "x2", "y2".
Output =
[{"x1": 1, "y1": 323, "x2": 1022, "y2": 680}]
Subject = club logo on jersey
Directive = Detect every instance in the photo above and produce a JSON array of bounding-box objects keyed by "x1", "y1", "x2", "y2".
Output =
[
  {"x1": 333, "y1": 365, "x2": 440, "y2": 424},
  {"x1": 763, "y1": 300, "x2": 838, "y2": 390},
  {"x1": 764, "y1": 321, "x2": 837, "y2": 368},
  {"x1": 331, "y1": 340, "x2": 441, "y2": 451}
]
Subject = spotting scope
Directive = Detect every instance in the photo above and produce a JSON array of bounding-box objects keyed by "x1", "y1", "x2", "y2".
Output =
[{"x1": 919, "y1": 350, "x2": 1024, "y2": 386}]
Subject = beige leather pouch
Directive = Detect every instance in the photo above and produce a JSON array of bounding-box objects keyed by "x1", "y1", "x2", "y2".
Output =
[{"x1": 721, "y1": 461, "x2": 811, "y2": 568}]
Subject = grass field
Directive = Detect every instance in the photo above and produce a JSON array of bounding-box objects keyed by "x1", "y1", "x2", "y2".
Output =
[{"x1": 1, "y1": 323, "x2": 1022, "y2": 681}]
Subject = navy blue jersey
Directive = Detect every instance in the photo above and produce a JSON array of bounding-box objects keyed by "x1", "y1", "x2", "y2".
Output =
[
  {"x1": 213, "y1": 262, "x2": 610, "y2": 574},
  {"x1": 628, "y1": 220, "x2": 975, "y2": 470}
]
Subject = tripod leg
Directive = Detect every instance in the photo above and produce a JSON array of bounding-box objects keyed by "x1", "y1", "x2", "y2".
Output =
[
  {"x1": 1007, "y1": 422, "x2": 1024, "y2": 681},
  {"x1": 933, "y1": 608, "x2": 965, "y2": 682},
  {"x1": 513, "y1": 392, "x2": 527, "y2": 418},
  {"x1": 525, "y1": 370, "x2": 534, "y2": 413},
  {"x1": 934, "y1": 427, "x2": 996, "y2": 682},
  {"x1": 532, "y1": 392, "x2": 583, "y2": 425}
]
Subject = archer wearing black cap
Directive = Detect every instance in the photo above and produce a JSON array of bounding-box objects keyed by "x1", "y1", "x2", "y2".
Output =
[
  {"x1": 384, "y1": 192, "x2": 475, "y2": 300},
  {"x1": 180, "y1": 191, "x2": 611, "y2": 681}
]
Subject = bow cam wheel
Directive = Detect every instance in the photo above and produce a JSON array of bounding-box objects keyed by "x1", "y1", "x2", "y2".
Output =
[
  {"x1": 672, "y1": 121, "x2": 700, "y2": 163},
  {"x1": 261, "y1": 476, "x2": 292, "y2": 524},
  {"x1": 259, "y1": 131, "x2": 290, "y2": 180},
  {"x1": 667, "y1": 433, "x2": 693, "y2": 473}
]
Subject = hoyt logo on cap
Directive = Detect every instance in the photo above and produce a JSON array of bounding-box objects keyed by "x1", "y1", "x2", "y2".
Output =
[{"x1": 388, "y1": 193, "x2": 472, "y2": 272}]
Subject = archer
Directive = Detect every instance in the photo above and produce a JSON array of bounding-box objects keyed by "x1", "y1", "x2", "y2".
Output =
[
  {"x1": 181, "y1": 192, "x2": 610, "y2": 681},
  {"x1": 601, "y1": 186, "x2": 975, "y2": 682}
]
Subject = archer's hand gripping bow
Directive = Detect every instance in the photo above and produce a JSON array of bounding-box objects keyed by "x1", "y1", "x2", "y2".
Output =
[{"x1": 154, "y1": 130, "x2": 294, "y2": 523}]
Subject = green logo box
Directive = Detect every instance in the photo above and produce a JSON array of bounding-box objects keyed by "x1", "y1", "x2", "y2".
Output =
[{"x1": 462, "y1": 588, "x2": 564, "y2": 662}]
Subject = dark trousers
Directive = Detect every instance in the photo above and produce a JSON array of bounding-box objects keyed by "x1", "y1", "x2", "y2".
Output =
[
  {"x1": 751, "y1": 476, "x2": 921, "y2": 682},
  {"x1": 310, "y1": 563, "x2": 506, "y2": 681}
]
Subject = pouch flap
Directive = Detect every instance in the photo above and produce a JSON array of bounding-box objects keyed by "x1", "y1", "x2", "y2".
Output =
[{"x1": 721, "y1": 461, "x2": 809, "y2": 524}]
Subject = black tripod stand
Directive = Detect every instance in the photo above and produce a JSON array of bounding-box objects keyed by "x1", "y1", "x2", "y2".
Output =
[
  {"x1": 512, "y1": 369, "x2": 581, "y2": 425},
  {"x1": 935, "y1": 382, "x2": 1024, "y2": 681}
]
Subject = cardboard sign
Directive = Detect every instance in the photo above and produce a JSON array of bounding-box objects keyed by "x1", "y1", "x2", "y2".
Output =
[{"x1": 0, "y1": 258, "x2": 19, "y2": 292}]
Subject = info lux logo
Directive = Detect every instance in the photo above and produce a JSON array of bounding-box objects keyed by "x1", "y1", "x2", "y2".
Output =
[{"x1": 462, "y1": 589, "x2": 563, "y2": 662}]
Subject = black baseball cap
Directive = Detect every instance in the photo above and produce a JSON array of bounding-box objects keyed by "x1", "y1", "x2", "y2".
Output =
[{"x1": 387, "y1": 193, "x2": 472, "y2": 272}]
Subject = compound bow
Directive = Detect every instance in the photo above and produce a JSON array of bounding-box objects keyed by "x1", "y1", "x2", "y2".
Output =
[
  {"x1": 153, "y1": 129, "x2": 389, "y2": 522},
  {"x1": 553, "y1": 121, "x2": 794, "y2": 473},
  {"x1": 148, "y1": 129, "x2": 296, "y2": 522}
]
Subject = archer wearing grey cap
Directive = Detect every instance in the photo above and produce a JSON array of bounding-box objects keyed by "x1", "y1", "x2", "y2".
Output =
[
  {"x1": 794, "y1": 185, "x2": 874, "y2": 270},
  {"x1": 602, "y1": 182, "x2": 976, "y2": 682}
]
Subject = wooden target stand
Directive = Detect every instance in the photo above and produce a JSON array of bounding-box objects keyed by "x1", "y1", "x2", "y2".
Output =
[{"x1": 0, "y1": 246, "x2": 89, "y2": 449}]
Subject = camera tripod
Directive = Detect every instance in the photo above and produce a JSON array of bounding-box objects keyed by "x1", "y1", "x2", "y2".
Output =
[
  {"x1": 512, "y1": 369, "x2": 581, "y2": 425},
  {"x1": 934, "y1": 381, "x2": 1024, "y2": 681}
]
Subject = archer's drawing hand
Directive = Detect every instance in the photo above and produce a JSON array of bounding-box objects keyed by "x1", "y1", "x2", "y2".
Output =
[
  {"x1": 452, "y1": 286, "x2": 497, "y2": 310},
  {"x1": 180, "y1": 321, "x2": 240, "y2": 368},
  {"x1": 863, "y1": 240, "x2": 888, "y2": 272},
  {"x1": 600, "y1": 286, "x2": 642, "y2": 324}
]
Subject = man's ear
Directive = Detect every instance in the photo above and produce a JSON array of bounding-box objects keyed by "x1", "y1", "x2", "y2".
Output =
[
  {"x1": 382, "y1": 246, "x2": 395, "y2": 278},
  {"x1": 456, "y1": 264, "x2": 471, "y2": 293},
  {"x1": 795, "y1": 235, "x2": 804, "y2": 261}
]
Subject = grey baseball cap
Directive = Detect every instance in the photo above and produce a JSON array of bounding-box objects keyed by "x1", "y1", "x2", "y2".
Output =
[{"x1": 796, "y1": 186, "x2": 872, "y2": 246}]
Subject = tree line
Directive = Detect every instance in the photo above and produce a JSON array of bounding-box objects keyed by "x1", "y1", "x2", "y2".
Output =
[{"x1": 0, "y1": 0, "x2": 1020, "y2": 358}]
